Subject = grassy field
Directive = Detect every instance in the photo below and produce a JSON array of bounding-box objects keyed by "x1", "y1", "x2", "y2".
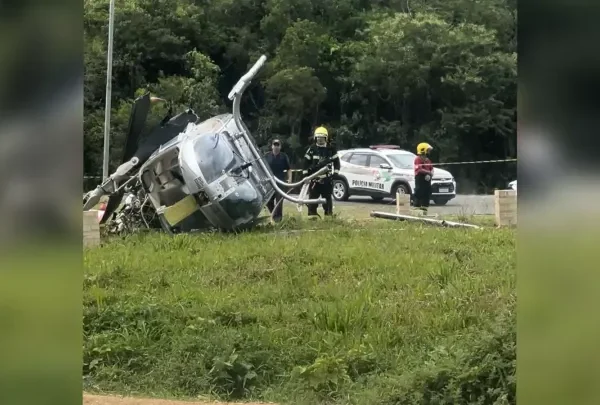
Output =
[{"x1": 83, "y1": 211, "x2": 515, "y2": 405}]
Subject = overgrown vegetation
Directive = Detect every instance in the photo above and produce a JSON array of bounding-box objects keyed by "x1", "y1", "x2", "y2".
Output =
[
  {"x1": 84, "y1": 0, "x2": 517, "y2": 192},
  {"x1": 83, "y1": 217, "x2": 515, "y2": 404}
]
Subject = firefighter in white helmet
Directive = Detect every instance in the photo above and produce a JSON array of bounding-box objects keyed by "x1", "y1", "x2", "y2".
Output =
[{"x1": 302, "y1": 126, "x2": 340, "y2": 217}]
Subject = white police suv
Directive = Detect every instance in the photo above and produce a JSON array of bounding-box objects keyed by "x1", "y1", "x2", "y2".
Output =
[{"x1": 332, "y1": 145, "x2": 457, "y2": 205}]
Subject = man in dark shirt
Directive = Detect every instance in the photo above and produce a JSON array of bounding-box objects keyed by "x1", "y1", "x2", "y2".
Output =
[{"x1": 265, "y1": 139, "x2": 291, "y2": 222}]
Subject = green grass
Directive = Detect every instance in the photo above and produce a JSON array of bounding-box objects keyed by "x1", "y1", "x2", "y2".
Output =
[{"x1": 83, "y1": 215, "x2": 515, "y2": 404}]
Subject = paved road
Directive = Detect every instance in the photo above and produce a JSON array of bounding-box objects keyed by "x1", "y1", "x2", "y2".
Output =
[{"x1": 288, "y1": 194, "x2": 495, "y2": 216}]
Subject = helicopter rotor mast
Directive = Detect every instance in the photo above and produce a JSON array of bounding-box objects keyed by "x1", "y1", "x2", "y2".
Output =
[{"x1": 228, "y1": 55, "x2": 326, "y2": 206}]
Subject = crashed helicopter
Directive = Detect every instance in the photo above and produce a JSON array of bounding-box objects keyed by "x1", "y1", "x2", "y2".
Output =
[{"x1": 83, "y1": 55, "x2": 333, "y2": 234}]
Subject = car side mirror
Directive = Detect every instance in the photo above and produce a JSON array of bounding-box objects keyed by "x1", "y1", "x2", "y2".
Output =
[{"x1": 380, "y1": 163, "x2": 392, "y2": 170}]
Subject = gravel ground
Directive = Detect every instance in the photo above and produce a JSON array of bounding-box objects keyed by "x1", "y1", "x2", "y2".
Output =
[{"x1": 282, "y1": 194, "x2": 495, "y2": 219}]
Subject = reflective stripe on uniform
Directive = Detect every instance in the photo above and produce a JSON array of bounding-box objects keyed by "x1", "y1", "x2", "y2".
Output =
[{"x1": 304, "y1": 154, "x2": 311, "y2": 160}]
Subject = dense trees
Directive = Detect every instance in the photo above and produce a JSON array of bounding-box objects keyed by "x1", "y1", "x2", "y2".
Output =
[{"x1": 84, "y1": 0, "x2": 516, "y2": 192}]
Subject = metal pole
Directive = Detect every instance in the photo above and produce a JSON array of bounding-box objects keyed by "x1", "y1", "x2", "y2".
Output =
[
  {"x1": 102, "y1": 0, "x2": 116, "y2": 181},
  {"x1": 370, "y1": 211, "x2": 482, "y2": 229}
]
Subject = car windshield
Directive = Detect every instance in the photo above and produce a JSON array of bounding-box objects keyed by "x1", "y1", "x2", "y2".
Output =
[
  {"x1": 194, "y1": 132, "x2": 240, "y2": 184},
  {"x1": 386, "y1": 153, "x2": 415, "y2": 169}
]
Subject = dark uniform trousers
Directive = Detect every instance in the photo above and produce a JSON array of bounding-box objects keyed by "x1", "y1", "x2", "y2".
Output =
[
  {"x1": 308, "y1": 177, "x2": 333, "y2": 216},
  {"x1": 265, "y1": 151, "x2": 290, "y2": 222},
  {"x1": 414, "y1": 173, "x2": 432, "y2": 211},
  {"x1": 266, "y1": 194, "x2": 283, "y2": 221},
  {"x1": 303, "y1": 145, "x2": 340, "y2": 217}
]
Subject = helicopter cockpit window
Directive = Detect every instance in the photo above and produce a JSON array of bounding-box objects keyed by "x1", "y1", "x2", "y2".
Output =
[
  {"x1": 218, "y1": 181, "x2": 263, "y2": 224},
  {"x1": 194, "y1": 132, "x2": 241, "y2": 184}
]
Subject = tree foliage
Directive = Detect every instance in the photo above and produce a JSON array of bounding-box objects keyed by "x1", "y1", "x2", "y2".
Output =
[{"x1": 84, "y1": 0, "x2": 516, "y2": 191}]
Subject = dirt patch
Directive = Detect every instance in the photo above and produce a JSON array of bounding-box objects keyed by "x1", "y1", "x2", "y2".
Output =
[{"x1": 83, "y1": 393, "x2": 275, "y2": 405}]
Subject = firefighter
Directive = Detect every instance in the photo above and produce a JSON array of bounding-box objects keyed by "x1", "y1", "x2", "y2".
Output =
[
  {"x1": 302, "y1": 126, "x2": 340, "y2": 217},
  {"x1": 413, "y1": 142, "x2": 434, "y2": 214}
]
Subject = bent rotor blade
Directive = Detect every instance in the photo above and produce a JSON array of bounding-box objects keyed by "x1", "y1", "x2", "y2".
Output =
[
  {"x1": 100, "y1": 187, "x2": 125, "y2": 224},
  {"x1": 132, "y1": 110, "x2": 198, "y2": 164},
  {"x1": 98, "y1": 94, "x2": 151, "y2": 224},
  {"x1": 122, "y1": 94, "x2": 151, "y2": 163}
]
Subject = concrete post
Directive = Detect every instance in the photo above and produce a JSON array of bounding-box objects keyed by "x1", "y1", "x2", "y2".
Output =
[
  {"x1": 396, "y1": 192, "x2": 410, "y2": 215},
  {"x1": 494, "y1": 190, "x2": 517, "y2": 227},
  {"x1": 83, "y1": 211, "x2": 101, "y2": 247}
]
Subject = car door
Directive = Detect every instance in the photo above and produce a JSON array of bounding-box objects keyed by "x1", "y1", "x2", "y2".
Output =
[
  {"x1": 345, "y1": 152, "x2": 371, "y2": 192},
  {"x1": 367, "y1": 154, "x2": 394, "y2": 194}
]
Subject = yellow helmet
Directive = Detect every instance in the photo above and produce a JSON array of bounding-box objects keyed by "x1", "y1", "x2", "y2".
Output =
[
  {"x1": 314, "y1": 126, "x2": 328, "y2": 146},
  {"x1": 417, "y1": 142, "x2": 433, "y2": 155}
]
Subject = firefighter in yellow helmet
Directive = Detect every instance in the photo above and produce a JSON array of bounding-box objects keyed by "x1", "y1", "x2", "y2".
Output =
[
  {"x1": 302, "y1": 126, "x2": 340, "y2": 217},
  {"x1": 413, "y1": 142, "x2": 434, "y2": 214}
]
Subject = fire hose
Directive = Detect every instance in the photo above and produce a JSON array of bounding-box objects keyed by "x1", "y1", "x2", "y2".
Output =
[
  {"x1": 270, "y1": 173, "x2": 327, "y2": 220},
  {"x1": 269, "y1": 154, "x2": 340, "y2": 221}
]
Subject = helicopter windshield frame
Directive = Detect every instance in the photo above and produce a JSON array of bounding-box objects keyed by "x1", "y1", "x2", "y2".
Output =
[{"x1": 193, "y1": 131, "x2": 242, "y2": 184}]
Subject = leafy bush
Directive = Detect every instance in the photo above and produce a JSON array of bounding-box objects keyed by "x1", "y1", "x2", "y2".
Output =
[{"x1": 382, "y1": 314, "x2": 515, "y2": 405}]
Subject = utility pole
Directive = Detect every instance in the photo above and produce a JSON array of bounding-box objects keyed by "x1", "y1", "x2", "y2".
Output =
[{"x1": 102, "y1": 0, "x2": 116, "y2": 181}]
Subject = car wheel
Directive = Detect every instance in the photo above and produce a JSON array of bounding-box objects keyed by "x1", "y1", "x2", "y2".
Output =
[
  {"x1": 332, "y1": 179, "x2": 349, "y2": 201},
  {"x1": 433, "y1": 198, "x2": 450, "y2": 206},
  {"x1": 392, "y1": 183, "x2": 410, "y2": 197}
]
